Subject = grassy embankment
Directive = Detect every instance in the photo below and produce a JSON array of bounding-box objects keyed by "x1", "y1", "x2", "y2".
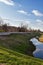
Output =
[
  {"x1": 0, "y1": 46, "x2": 43, "y2": 65},
  {"x1": 0, "y1": 32, "x2": 43, "y2": 65}
]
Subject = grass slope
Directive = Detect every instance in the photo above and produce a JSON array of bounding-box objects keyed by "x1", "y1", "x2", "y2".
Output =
[
  {"x1": 0, "y1": 46, "x2": 43, "y2": 65},
  {"x1": 0, "y1": 32, "x2": 42, "y2": 65},
  {"x1": 0, "y1": 33, "x2": 36, "y2": 56}
]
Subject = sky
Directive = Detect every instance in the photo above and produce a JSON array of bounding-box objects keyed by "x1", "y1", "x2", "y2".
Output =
[{"x1": 0, "y1": 0, "x2": 43, "y2": 31}]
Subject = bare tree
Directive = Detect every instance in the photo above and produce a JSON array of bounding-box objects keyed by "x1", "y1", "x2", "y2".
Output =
[
  {"x1": 2, "y1": 23, "x2": 8, "y2": 32},
  {"x1": 18, "y1": 23, "x2": 28, "y2": 32}
]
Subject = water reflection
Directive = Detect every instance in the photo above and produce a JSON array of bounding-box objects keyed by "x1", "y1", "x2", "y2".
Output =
[{"x1": 30, "y1": 38, "x2": 43, "y2": 59}]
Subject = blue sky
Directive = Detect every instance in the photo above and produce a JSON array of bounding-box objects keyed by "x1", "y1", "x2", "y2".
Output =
[{"x1": 0, "y1": 0, "x2": 43, "y2": 31}]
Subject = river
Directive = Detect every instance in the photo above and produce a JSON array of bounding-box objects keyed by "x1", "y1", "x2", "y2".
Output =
[{"x1": 30, "y1": 38, "x2": 43, "y2": 59}]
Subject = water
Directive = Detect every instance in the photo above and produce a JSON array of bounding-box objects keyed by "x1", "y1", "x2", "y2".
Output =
[{"x1": 30, "y1": 38, "x2": 43, "y2": 59}]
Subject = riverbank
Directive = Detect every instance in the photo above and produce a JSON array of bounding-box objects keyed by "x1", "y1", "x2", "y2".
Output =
[
  {"x1": 39, "y1": 35, "x2": 43, "y2": 42},
  {"x1": 0, "y1": 32, "x2": 42, "y2": 65},
  {"x1": 0, "y1": 33, "x2": 36, "y2": 56}
]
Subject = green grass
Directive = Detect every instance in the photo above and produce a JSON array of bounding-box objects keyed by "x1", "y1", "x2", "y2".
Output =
[
  {"x1": 0, "y1": 33, "x2": 36, "y2": 55},
  {"x1": 0, "y1": 32, "x2": 42, "y2": 65},
  {"x1": 0, "y1": 46, "x2": 43, "y2": 65}
]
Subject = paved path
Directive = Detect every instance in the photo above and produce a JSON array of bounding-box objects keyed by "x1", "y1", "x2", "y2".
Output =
[{"x1": 0, "y1": 32, "x2": 31, "y2": 35}]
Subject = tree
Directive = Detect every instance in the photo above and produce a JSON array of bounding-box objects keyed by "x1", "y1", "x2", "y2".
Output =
[
  {"x1": 2, "y1": 23, "x2": 8, "y2": 32},
  {"x1": 18, "y1": 23, "x2": 28, "y2": 32}
]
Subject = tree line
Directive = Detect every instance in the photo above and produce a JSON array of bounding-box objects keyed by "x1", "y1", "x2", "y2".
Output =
[{"x1": 0, "y1": 17, "x2": 41, "y2": 32}]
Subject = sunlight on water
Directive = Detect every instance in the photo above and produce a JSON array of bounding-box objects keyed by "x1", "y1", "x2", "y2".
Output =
[{"x1": 30, "y1": 38, "x2": 43, "y2": 59}]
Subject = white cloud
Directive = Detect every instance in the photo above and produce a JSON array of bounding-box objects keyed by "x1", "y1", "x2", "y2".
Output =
[
  {"x1": 32, "y1": 10, "x2": 43, "y2": 16},
  {"x1": 31, "y1": 19, "x2": 43, "y2": 31},
  {"x1": 3, "y1": 18, "x2": 43, "y2": 31},
  {"x1": 17, "y1": 10, "x2": 27, "y2": 15},
  {"x1": 36, "y1": 19, "x2": 42, "y2": 23},
  {"x1": 17, "y1": 10, "x2": 31, "y2": 16},
  {"x1": 0, "y1": 0, "x2": 14, "y2": 5},
  {"x1": 3, "y1": 18, "x2": 31, "y2": 27},
  {"x1": 36, "y1": 19, "x2": 43, "y2": 25}
]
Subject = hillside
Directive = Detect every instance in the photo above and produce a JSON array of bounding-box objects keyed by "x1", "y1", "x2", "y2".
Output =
[
  {"x1": 0, "y1": 32, "x2": 42, "y2": 65},
  {"x1": 0, "y1": 46, "x2": 43, "y2": 65},
  {"x1": 0, "y1": 33, "x2": 36, "y2": 56}
]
